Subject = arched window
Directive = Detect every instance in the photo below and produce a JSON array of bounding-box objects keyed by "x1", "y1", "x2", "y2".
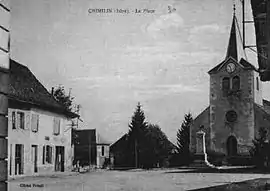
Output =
[
  {"x1": 256, "y1": 77, "x2": 259, "y2": 91},
  {"x1": 232, "y1": 76, "x2": 240, "y2": 91},
  {"x1": 222, "y1": 77, "x2": 230, "y2": 96}
]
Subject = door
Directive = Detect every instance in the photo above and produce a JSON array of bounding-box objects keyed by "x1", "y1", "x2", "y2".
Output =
[
  {"x1": 31, "y1": 145, "x2": 38, "y2": 173},
  {"x1": 15, "y1": 144, "x2": 24, "y2": 175},
  {"x1": 226, "y1": 136, "x2": 237, "y2": 156},
  {"x1": 55, "y1": 146, "x2": 65, "y2": 172}
]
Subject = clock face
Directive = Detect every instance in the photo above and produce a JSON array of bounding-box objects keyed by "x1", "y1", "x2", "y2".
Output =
[{"x1": 226, "y1": 63, "x2": 236, "y2": 73}]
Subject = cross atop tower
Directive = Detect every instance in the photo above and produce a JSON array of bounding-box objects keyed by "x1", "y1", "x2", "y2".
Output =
[{"x1": 233, "y1": 2, "x2": 236, "y2": 16}]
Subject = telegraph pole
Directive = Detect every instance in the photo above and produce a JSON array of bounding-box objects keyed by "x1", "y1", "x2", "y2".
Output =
[{"x1": 0, "y1": 0, "x2": 10, "y2": 190}]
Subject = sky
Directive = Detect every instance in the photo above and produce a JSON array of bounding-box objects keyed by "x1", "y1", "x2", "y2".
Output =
[{"x1": 10, "y1": 0, "x2": 270, "y2": 144}]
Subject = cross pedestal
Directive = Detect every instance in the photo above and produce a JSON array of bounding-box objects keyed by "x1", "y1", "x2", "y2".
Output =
[{"x1": 191, "y1": 130, "x2": 215, "y2": 168}]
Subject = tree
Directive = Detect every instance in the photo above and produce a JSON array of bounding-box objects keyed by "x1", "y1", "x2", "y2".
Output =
[
  {"x1": 141, "y1": 124, "x2": 173, "y2": 168},
  {"x1": 250, "y1": 127, "x2": 269, "y2": 168},
  {"x1": 52, "y1": 85, "x2": 79, "y2": 148},
  {"x1": 52, "y1": 85, "x2": 74, "y2": 112},
  {"x1": 176, "y1": 112, "x2": 193, "y2": 165},
  {"x1": 128, "y1": 102, "x2": 148, "y2": 168}
]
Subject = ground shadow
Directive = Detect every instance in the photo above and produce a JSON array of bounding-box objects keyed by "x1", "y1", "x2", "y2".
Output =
[
  {"x1": 187, "y1": 178, "x2": 270, "y2": 191},
  {"x1": 165, "y1": 167, "x2": 270, "y2": 175}
]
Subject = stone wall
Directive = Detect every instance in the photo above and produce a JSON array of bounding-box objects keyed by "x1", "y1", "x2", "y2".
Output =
[{"x1": 209, "y1": 61, "x2": 255, "y2": 155}]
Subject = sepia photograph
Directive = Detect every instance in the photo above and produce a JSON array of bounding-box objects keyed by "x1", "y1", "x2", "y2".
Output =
[{"x1": 1, "y1": 0, "x2": 270, "y2": 190}]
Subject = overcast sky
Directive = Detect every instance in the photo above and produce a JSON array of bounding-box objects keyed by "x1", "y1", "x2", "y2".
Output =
[{"x1": 10, "y1": 0, "x2": 270, "y2": 144}]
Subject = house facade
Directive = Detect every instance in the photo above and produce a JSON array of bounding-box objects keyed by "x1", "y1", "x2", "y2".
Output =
[
  {"x1": 96, "y1": 133, "x2": 110, "y2": 168},
  {"x1": 73, "y1": 129, "x2": 110, "y2": 168},
  {"x1": 7, "y1": 59, "x2": 78, "y2": 178},
  {"x1": 73, "y1": 129, "x2": 97, "y2": 167},
  {"x1": 190, "y1": 14, "x2": 270, "y2": 164}
]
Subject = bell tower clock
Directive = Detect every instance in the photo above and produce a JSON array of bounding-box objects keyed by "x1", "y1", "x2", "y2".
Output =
[{"x1": 226, "y1": 62, "x2": 236, "y2": 73}]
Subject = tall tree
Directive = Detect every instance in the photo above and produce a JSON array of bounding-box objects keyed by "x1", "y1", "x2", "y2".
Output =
[
  {"x1": 52, "y1": 85, "x2": 74, "y2": 112},
  {"x1": 52, "y1": 85, "x2": 79, "y2": 147},
  {"x1": 128, "y1": 102, "x2": 148, "y2": 168},
  {"x1": 176, "y1": 112, "x2": 193, "y2": 164}
]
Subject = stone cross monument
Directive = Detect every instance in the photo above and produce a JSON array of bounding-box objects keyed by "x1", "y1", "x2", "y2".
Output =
[
  {"x1": 192, "y1": 125, "x2": 216, "y2": 168},
  {"x1": 196, "y1": 127, "x2": 206, "y2": 156}
]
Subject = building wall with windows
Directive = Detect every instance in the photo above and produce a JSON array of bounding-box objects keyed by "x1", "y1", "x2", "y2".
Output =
[
  {"x1": 7, "y1": 107, "x2": 73, "y2": 178},
  {"x1": 96, "y1": 144, "x2": 110, "y2": 168}
]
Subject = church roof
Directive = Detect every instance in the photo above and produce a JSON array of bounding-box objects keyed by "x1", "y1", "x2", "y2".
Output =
[
  {"x1": 263, "y1": 99, "x2": 270, "y2": 107},
  {"x1": 208, "y1": 57, "x2": 256, "y2": 74},
  {"x1": 208, "y1": 11, "x2": 257, "y2": 75},
  {"x1": 226, "y1": 14, "x2": 238, "y2": 61},
  {"x1": 263, "y1": 99, "x2": 270, "y2": 114},
  {"x1": 254, "y1": 103, "x2": 270, "y2": 121}
]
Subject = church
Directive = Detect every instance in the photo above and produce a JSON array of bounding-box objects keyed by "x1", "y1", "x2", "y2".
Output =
[{"x1": 190, "y1": 12, "x2": 270, "y2": 165}]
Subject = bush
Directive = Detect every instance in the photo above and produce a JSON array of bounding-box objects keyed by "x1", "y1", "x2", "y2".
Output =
[
  {"x1": 207, "y1": 151, "x2": 226, "y2": 166},
  {"x1": 249, "y1": 127, "x2": 270, "y2": 169},
  {"x1": 227, "y1": 155, "x2": 253, "y2": 166}
]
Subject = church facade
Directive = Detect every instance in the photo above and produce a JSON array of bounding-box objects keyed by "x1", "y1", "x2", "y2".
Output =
[{"x1": 190, "y1": 14, "x2": 270, "y2": 164}]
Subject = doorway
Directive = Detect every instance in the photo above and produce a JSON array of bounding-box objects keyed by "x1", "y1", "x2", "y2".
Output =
[
  {"x1": 55, "y1": 146, "x2": 65, "y2": 172},
  {"x1": 226, "y1": 136, "x2": 237, "y2": 156},
  {"x1": 15, "y1": 144, "x2": 24, "y2": 175},
  {"x1": 31, "y1": 145, "x2": 38, "y2": 173}
]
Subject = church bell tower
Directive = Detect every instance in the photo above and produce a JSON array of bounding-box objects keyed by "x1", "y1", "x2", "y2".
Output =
[{"x1": 207, "y1": 7, "x2": 261, "y2": 156}]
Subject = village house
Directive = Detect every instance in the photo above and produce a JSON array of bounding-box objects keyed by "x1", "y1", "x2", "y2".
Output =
[
  {"x1": 7, "y1": 59, "x2": 78, "y2": 178},
  {"x1": 73, "y1": 129, "x2": 110, "y2": 169},
  {"x1": 96, "y1": 133, "x2": 110, "y2": 168},
  {"x1": 110, "y1": 133, "x2": 178, "y2": 168},
  {"x1": 190, "y1": 13, "x2": 270, "y2": 165}
]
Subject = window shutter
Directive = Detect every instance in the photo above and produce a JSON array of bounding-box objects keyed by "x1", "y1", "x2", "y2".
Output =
[
  {"x1": 53, "y1": 118, "x2": 56, "y2": 135},
  {"x1": 25, "y1": 113, "x2": 30, "y2": 130},
  {"x1": 21, "y1": 113, "x2": 25, "y2": 129},
  {"x1": 12, "y1": 111, "x2": 16, "y2": 129},
  {"x1": 37, "y1": 115, "x2": 39, "y2": 132},
  {"x1": 31, "y1": 114, "x2": 39, "y2": 132},
  {"x1": 57, "y1": 119, "x2": 60, "y2": 135},
  {"x1": 31, "y1": 114, "x2": 36, "y2": 132},
  {"x1": 49, "y1": 146, "x2": 52, "y2": 163},
  {"x1": 42, "y1": 146, "x2": 45, "y2": 164},
  {"x1": 17, "y1": 112, "x2": 21, "y2": 129},
  {"x1": 53, "y1": 118, "x2": 60, "y2": 135},
  {"x1": 46, "y1": 145, "x2": 49, "y2": 163}
]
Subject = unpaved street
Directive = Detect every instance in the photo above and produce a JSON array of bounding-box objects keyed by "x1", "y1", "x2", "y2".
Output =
[{"x1": 8, "y1": 169, "x2": 270, "y2": 191}]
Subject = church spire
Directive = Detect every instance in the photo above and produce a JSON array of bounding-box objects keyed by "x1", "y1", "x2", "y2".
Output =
[{"x1": 226, "y1": 4, "x2": 238, "y2": 61}]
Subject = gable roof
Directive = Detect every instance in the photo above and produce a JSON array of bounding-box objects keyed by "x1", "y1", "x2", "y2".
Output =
[
  {"x1": 254, "y1": 103, "x2": 270, "y2": 122},
  {"x1": 193, "y1": 106, "x2": 210, "y2": 122},
  {"x1": 110, "y1": 133, "x2": 128, "y2": 152},
  {"x1": 263, "y1": 99, "x2": 270, "y2": 114},
  {"x1": 9, "y1": 59, "x2": 78, "y2": 118},
  {"x1": 263, "y1": 99, "x2": 270, "y2": 106},
  {"x1": 208, "y1": 57, "x2": 257, "y2": 74}
]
